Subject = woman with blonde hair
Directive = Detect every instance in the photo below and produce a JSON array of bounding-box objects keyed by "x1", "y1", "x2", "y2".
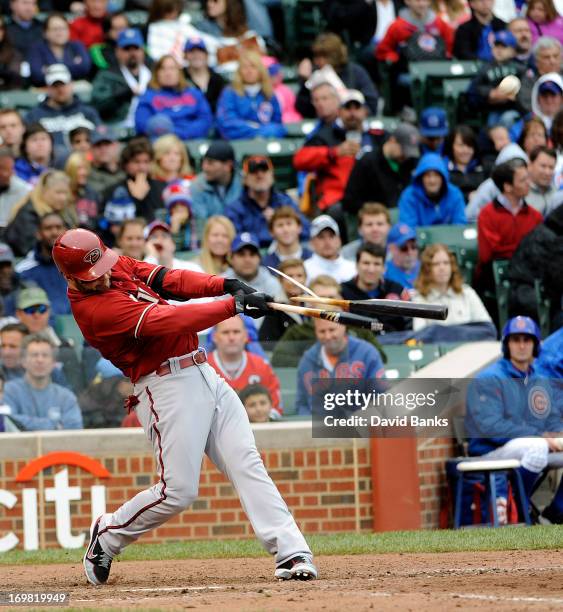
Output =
[
  {"x1": 5, "y1": 170, "x2": 77, "y2": 256},
  {"x1": 216, "y1": 50, "x2": 286, "y2": 139},
  {"x1": 151, "y1": 134, "x2": 195, "y2": 184},
  {"x1": 194, "y1": 215, "x2": 236, "y2": 274},
  {"x1": 64, "y1": 152, "x2": 100, "y2": 230},
  {"x1": 412, "y1": 243, "x2": 492, "y2": 331},
  {"x1": 135, "y1": 55, "x2": 213, "y2": 141}
]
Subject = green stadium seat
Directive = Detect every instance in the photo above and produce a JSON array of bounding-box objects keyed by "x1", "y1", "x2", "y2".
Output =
[
  {"x1": 275, "y1": 366, "x2": 299, "y2": 416},
  {"x1": 443, "y1": 78, "x2": 472, "y2": 127},
  {"x1": 383, "y1": 344, "x2": 441, "y2": 371},
  {"x1": 534, "y1": 279, "x2": 552, "y2": 338},
  {"x1": 124, "y1": 10, "x2": 149, "y2": 26},
  {"x1": 284, "y1": 120, "x2": 319, "y2": 139},
  {"x1": 417, "y1": 225, "x2": 478, "y2": 263},
  {"x1": 438, "y1": 342, "x2": 466, "y2": 355},
  {"x1": 492, "y1": 259, "x2": 511, "y2": 331},
  {"x1": 0, "y1": 90, "x2": 43, "y2": 110},
  {"x1": 175, "y1": 250, "x2": 200, "y2": 261},
  {"x1": 388, "y1": 207, "x2": 400, "y2": 225},
  {"x1": 282, "y1": 0, "x2": 327, "y2": 60},
  {"x1": 54, "y1": 314, "x2": 84, "y2": 358},
  {"x1": 383, "y1": 363, "x2": 415, "y2": 379}
]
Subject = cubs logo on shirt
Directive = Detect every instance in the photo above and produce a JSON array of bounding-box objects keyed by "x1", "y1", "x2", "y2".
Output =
[{"x1": 528, "y1": 385, "x2": 551, "y2": 419}]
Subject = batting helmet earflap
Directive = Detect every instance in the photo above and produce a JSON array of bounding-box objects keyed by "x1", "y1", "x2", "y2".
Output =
[
  {"x1": 52, "y1": 229, "x2": 118, "y2": 282},
  {"x1": 501, "y1": 316, "x2": 541, "y2": 359}
]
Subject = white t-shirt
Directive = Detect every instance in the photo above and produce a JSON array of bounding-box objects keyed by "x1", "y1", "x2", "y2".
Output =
[{"x1": 304, "y1": 253, "x2": 357, "y2": 284}]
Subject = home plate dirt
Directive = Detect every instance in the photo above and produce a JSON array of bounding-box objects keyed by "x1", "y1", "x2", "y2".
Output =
[{"x1": 4, "y1": 550, "x2": 563, "y2": 611}]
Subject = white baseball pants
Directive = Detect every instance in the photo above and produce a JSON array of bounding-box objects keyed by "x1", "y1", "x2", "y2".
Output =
[
  {"x1": 97, "y1": 355, "x2": 311, "y2": 564},
  {"x1": 484, "y1": 437, "x2": 549, "y2": 473}
]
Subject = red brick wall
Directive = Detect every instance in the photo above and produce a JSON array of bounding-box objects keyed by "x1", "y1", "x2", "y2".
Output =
[{"x1": 418, "y1": 437, "x2": 455, "y2": 528}]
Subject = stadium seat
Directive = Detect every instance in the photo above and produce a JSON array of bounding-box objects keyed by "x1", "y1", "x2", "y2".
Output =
[
  {"x1": 124, "y1": 10, "x2": 149, "y2": 26},
  {"x1": 54, "y1": 314, "x2": 85, "y2": 358},
  {"x1": 417, "y1": 225, "x2": 478, "y2": 267},
  {"x1": 383, "y1": 363, "x2": 415, "y2": 379},
  {"x1": 175, "y1": 251, "x2": 200, "y2": 261},
  {"x1": 443, "y1": 78, "x2": 472, "y2": 127},
  {"x1": 282, "y1": 0, "x2": 327, "y2": 60},
  {"x1": 534, "y1": 279, "x2": 552, "y2": 338},
  {"x1": 383, "y1": 344, "x2": 441, "y2": 371},
  {"x1": 275, "y1": 366, "x2": 299, "y2": 416},
  {"x1": 0, "y1": 90, "x2": 43, "y2": 110},
  {"x1": 492, "y1": 260, "x2": 511, "y2": 331}
]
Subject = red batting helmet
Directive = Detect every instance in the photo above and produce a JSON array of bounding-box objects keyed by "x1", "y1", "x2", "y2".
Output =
[{"x1": 52, "y1": 229, "x2": 118, "y2": 281}]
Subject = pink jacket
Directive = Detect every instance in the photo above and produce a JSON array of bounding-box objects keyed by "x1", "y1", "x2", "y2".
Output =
[
  {"x1": 528, "y1": 17, "x2": 563, "y2": 45},
  {"x1": 274, "y1": 83, "x2": 302, "y2": 124}
]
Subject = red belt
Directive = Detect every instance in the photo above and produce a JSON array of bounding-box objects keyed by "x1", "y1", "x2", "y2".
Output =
[{"x1": 155, "y1": 349, "x2": 207, "y2": 377}]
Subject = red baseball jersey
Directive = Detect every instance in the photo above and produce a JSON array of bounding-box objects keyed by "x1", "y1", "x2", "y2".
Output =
[
  {"x1": 69, "y1": 256, "x2": 235, "y2": 382},
  {"x1": 208, "y1": 350, "x2": 282, "y2": 416}
]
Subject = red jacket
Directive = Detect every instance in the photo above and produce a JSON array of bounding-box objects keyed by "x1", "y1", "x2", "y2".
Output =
[
  {"x1": 376, "y1": 15, "x2": 454, "y2": 62},
  {"x1": 70, "y1": 16, "x2": 105, "y2": 48},
  {"x1": 477, "y1": 199, "x2": 543, "y2": 266}
]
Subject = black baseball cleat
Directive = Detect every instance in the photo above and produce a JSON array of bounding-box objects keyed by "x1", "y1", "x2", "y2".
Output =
[
  {"x1": 539, "y1": 505, "x2": 563, "y2": 525},
  {"x1": 275, "y1": 555, "x2": 318, "y2": 581},
  {"x1": 83, "y1": 516, "x2": 113, "y2": 585}
]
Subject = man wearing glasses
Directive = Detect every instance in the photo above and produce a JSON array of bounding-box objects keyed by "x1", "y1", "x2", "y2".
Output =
[{"x1": 384, "y1": 223, "x2": 421, "y2": 294}]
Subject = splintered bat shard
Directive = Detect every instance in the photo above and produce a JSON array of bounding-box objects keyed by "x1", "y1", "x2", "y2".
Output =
[
  {"x1": 289, "y1": 297, "x2": 448, "y2": 321},
  {"x1": 267, "y1": 302, "x2": 383, "y2": 331}
]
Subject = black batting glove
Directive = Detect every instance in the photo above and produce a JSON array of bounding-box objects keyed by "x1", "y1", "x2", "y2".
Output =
[
  {"x1": 234, "y1": 292, "x2": 274, "y2": 319},
  {"x1": 224, "y1": 278, "x2": 256, "y2": 295}
]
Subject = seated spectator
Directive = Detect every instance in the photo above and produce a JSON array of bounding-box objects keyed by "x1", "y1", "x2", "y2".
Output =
[
  {"x1": 398, "y1": 153, "x2": 467, "y2": 227},
  {"x1": 6, "y1": 170, "x2": 77, "y2": 257},
  {"x1": 341, "y1": 243, "x2": 411, "y2": 332},
  {"x1": 183, "y1": 37, "x2": 226, "y2": 114},
  {"x1": 69, "y1": 0, "x2": 108, "y2": 49},
  {"x1": 0, "y1": 243, "x2": 27, "y2": 316},
  {"x1": 0, "y1": 147, "x2": 30, "y2": 232},
  {"x1": 28, "y1": 13, "x2": 91, "y2": 87},
  {"x1": 518, "y1": 118, "x2": 547, "y2": 159},
  {"x1": 482, "y1": 124, "x2": 512, "y2": 167},
  {"x1": 208, "y1": 316, "x2": 283, "y2": 419},
  {"x1": 443, "y1": 125, "x2": 486, "y2": 202},
  {"x1": 147, "y1": 0, "x2": 200, "y2": 65},
  {"x1": 509, "y1": 17, "x2": 534, "y2": 64},
  {"x1": 308, "y1": 82, "x2": 341, "y2": 132},
  {"x1": 26, "y1": 64, "x2": 101, "y2": 152},
  {"x1": 259, "y1": 258, "x2": 308, "y2": 344},
  {"x1": 69, "y1": 126, "x2": 92, "y2": 155},
  {"x1": 191, "y1": 141, "x2": 243, "y2": 220},
  {"x1": 3, "y1": 333, "x2": 83, "y2": 430},
  {"x1": 0, "y1": 323, "x2": 29, "y2": 381},
  {"x1": 324, "y1": 0, "x2": 380, "y2": 50},
  {"x1": 14, "y1": 287, "x2": 82, "y2": 391},
  {"x1": 226, "y1": 155, "x2": 306, "y2": 247},
  {"x1": 14, "y1": 123, "x2": 54, "y2": 186},
  {"x1": 161, "y1": 182, "x2": 197, "y2": 252},
  {"x1": 508, "y1": 203, "x2": 563, "y2": 331},
  {"x1": 239, "y1": 383, "x2": 274, "y2": 423},
  {"x1": 412, "y1": 243, "x2": 492, "y2": 331},
  {"x1": 262, "y1": 206, "x2": 312, "y2": 269},
  {"x1": 271, "y1": 274, "x2": 386, "y2": 367},
  {"x1": 64, "y1": 152, "x2": 100, "y2": 230},
  {"x1": 151, "y1": 134, "x2": 195, "y2": 186},
  {"x1": 144, "y1": 220, "x2": 203, "y2": 273},
  {"x1": 304, "y1": 215, "x2": 356, "y2": 283},
  {"x1": 135, "y1": 55, "x2": 213, "y2": 142},
  {"x1": 384, "y1": 222, "x2": 421, "y2": 291},
  {"x1": 465, "y1": 316, "x2": 563, "y2": 525},
  {"x1": 342, "y1": 202, "x2": 392, "y2": 262},
  {"x1": 530, "y1": 73, "x2": 563, "y2": 135},
  {"x1": 419, "y1": 107, "x2": 449, "y2": 155},
  {"x1": 297, "y1": 32, "x2": 379, "y2": 117},
  {"x1": 518, "y1": 37, "x2": 562, "y2": 115},
  {"x1": 526, "y1": 145, "x2": 562, "y2": 215},
  {"x1": 527, "y1": 0, "x2": 563, "y2": 45},
  {"x1": 91, "y1": 28, "x2": 152, "y2": 127},
  {"x1": 222, "y1": 232, "x2": 283, "y2": 305},
  {"x1": 114, "y1": 217, "x2": 146, "y2": 261},
  {"x1": 6, "y1": 0, "x2": 43, "y2": 57},
  {"x1": 342, "y1": 123, "x2": 421, "y2": 214},
  {"x1": 453, "y1": 0, "x2": 506, "y2": 60},
  {"x1": 265, "y1": 58, "x2": 302, "y2": 124},
  {"x1": 476, "y1": 159, "x2": 543, "y2": 299},
  {"x1": 88, "y1": 126, "x2": 124, "y2": 195},
  {"x1": 243, "y1": 0, "x2": 278, "y2": 40},
  {"x1": 194, "y1": 0, "x2": 253, "y2": 45},
  {"x1": 89, "y1": 11, "x2": 129, "y2": 72},
  {"x1": 15, "y1": 212, "x2": 70, "y2": 316},
  {"x1": 296, "y1": 313, "x2": 385, "y2": 414},
  {"x1": 0, "y1": 14, "x2": 24, "y2": 90},
  {"x1": 193, "y1": 214, "x2": 236, "y2": 274},
  {"x1": 0, "y1": 108, "x2": 25, "y2": 158},
  {"x1": 80, "y1": 373, "x2": 133, "y2": 428},
  {"x1": 216, "y1": 50, "x2": 286, "y2": 140},
  {"x1": 294, "y1": 90, "x2": 376, "y2": 238},
  {"x1": 467, "y1": 30, "x2": 527, "y2": 125},
  {"x1": 102, "y1": 137, "x2": 166, "y2": 230}
]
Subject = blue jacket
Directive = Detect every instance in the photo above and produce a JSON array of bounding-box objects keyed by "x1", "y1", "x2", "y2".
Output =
[
  {"x1": 384, "y1": 259, "x2": 420, "y2": 290},
  {"x1": 28, "y1": 40, "x2": 91, "y2": 87},
  {"x1": 14, "y1": 158, "x2": 49, "y2": 185},
  {"x1": 465, "y1": 358, "x2": 562, "y2": 456},
  {"x1": 191, "y1": 172, "x2": 243, "y2": 219},
  {"x1": 135, "y1": 87, "x2": 213, "y2": 141},
  {"x1": 398, "y1": 153, "x2": 467, "y2": 228},
  {"x1": 216, "y1": 87, "x2": 286, "y2": 140},
  {"x1": 534, "y1": 328, "x2": 563, "y2": 378},
  {"x1": 225, "y1": 188, "x2": 310, "y2": 247},
  {"x1": 296, "y1": 336, "x2": 385, "y2": 415},
  {"x1": 15, "y1": 244, "x2": 71, "y2": 317}
]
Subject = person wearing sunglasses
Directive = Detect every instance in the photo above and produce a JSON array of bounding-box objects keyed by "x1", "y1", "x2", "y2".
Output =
[
  {"x1": 225, "y1": 155, "x2": 308, "y2": 247},
  {"x1": 384, "y1": 223, "x2": 421, "y2": 293}
]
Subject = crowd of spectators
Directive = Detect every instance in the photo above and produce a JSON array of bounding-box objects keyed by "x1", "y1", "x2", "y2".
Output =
[{"x1": 0, "y1": 0, "x2": 561, "y2": 526}]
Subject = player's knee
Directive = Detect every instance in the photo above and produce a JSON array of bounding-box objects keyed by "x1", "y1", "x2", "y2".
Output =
[
  {"x1": 166, "y1": 485, "x2": 199, "y2": 512},
  {"x1": 521, "y1": 438, "x2": 549, "y2": 472}
]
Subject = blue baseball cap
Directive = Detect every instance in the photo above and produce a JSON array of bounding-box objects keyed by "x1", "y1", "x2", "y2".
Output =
[
  {"x1": 494, "y1": 30, "x2": 517, "y2": 49},
  {"x1": 387, "y1": 223, "x2": 417, "y2": 247},
  {"x1": 184, "y1": 37, "x2": 207, "y2": 53},
  {"x1": 117, "y1": 28, "x2": 144, "y2": 49},
  {"x1": 539, "y1": 80, "x2": 563, "y2": 96},
  {"x1": 91, "y1": 124, "x2": 117, "y2": 145},
  {"x1": 146, "y1": 113, "x2": 174, "y2": 139},
  {"x1": 419, "y1": 107, "x2": 448, "y2": 138},
  {"x1": 232, "y1": 232, "x2": 260, "y2": 254}
]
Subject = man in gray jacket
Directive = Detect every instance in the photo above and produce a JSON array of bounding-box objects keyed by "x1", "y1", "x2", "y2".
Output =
[{"x1": 0, "y1": 148, "x2": 30, "y2": 233}]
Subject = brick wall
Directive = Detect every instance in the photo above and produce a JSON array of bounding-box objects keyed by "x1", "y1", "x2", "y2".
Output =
[{"x1": 418, "y1": 437, "x2": 455, "y2": 528}]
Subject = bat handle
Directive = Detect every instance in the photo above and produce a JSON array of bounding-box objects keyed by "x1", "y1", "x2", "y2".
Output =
[{"x1": 325, "y1": 311, "x2": 383, "y2": 332}]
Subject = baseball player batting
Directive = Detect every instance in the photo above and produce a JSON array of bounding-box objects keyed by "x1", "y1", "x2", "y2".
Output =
[{"x1": 52, "y1": 228, "x2": 317, "y2": 585}]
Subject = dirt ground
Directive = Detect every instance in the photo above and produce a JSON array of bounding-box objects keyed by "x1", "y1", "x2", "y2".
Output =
[{"x1": 4, "y1": 550, "x2": 563, "y2": 611}]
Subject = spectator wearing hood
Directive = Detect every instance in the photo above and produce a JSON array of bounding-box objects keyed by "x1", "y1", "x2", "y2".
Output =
[
  {"x1": 135, "y1": 54, "x2": 213, "y2": 142},
  {"x1": 530, "y1": 72, "x2": 563, "y2": 135},
  {"x1": 398, "y1": 153, "x2": 467, "y2": 227}
]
